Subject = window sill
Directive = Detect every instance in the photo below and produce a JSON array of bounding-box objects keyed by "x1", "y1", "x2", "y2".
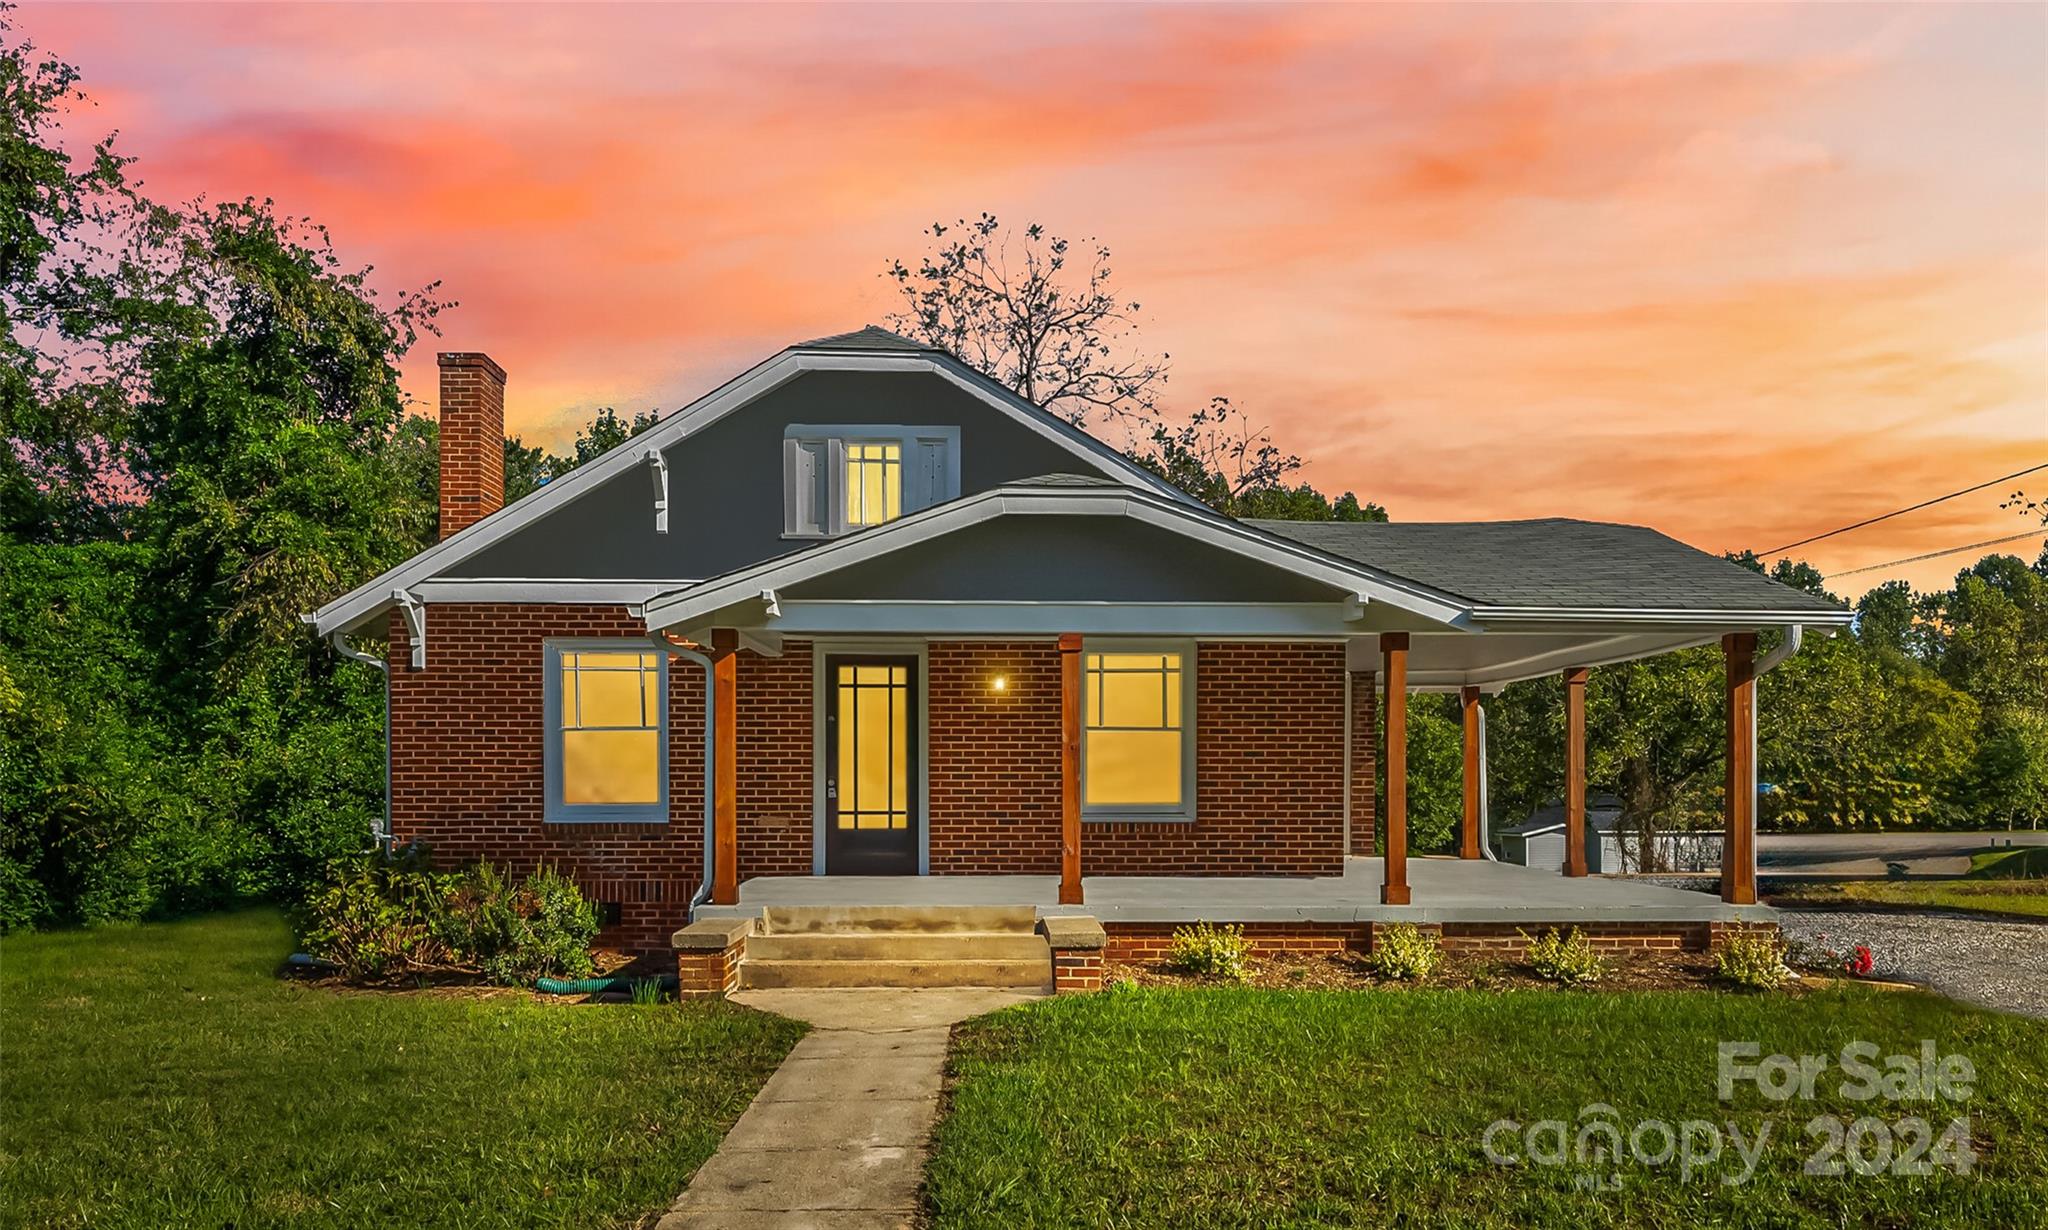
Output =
[
  {"x1": 543, "y1": 813, "x2": 669, "y2": 826},
  {"x1": 1083, "y1": 812, "x2": 1196, "y2": 825}
]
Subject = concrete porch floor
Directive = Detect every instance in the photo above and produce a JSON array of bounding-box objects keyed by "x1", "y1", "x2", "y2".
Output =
[{"x1": 694, "y1": 856, "x2": 1774, "y2": 925}]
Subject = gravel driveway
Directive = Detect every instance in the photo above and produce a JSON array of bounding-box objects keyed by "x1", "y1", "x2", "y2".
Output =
[{"x1": 1775, "y1": 907, "x2": 2048, "y2": 1019}]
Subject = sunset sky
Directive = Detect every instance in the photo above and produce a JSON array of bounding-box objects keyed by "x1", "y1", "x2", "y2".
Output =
[{"x1": 28, "y1": 2, "x2": 2047, "y2": 596}]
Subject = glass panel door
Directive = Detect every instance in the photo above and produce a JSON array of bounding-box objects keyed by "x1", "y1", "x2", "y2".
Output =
[{"x1": 825, "y1": 655, "x2": 918, "y2": 874}]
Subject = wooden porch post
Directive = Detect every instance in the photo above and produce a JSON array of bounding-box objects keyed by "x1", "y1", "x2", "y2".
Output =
[
  {"x1": 1381, "y1": 632, "x2": 1410, "y2": 905},
  {"x1": 1460, "y1": 685, "x2": 1483, "y2": 860},
  {"x1": 1721, "y1": 632, "x2": 1759, "y2": 905},
  {"x1": 710, "y1": 629, "x2": 739, "y2": 906},
  {"x1": 1562, "y1": 666, "x2": 1589, "y2": 878},
  {"x1": 1058, "y1": 633, "x2": 1084, "y2": 905}
]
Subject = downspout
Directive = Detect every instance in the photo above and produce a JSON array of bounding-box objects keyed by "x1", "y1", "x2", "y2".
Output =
[
  {"x1": 1748, "y1": 624, "x2": 1805, "y2": 887},
  {"x1": 1478, "y1": 700, "x2": 1499, "y2": 861},
  {"x1": 652, "y1": 632, "x2": 718, "y2": 911},
  {"x1": 327, "y1": 629, "x2": 393, "y2": 853}
]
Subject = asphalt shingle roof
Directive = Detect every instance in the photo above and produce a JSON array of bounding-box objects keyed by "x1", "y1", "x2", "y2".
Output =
[
  {"x1": 1245, "y1": 517, "x2": 1847, "y2": 614},
  {"x1": 1006, "y1": 472, "x2": 1127, "y2": 489},
  {"x1": 794, "y1": 325, "x2": 935, "y2": 352}
]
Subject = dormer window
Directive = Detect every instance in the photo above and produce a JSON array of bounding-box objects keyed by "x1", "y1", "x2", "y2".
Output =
[
  {"x1": 844, "y1": 442, "x2": 902, "y2": 527},
  {"x1": 783, "y1": 425, "x2": 960, "y2": 537}
]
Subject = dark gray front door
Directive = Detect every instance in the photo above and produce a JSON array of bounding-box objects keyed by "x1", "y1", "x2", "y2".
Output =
[{"x1": 824, "y1": 655, "x2": 918, "y2": 874}]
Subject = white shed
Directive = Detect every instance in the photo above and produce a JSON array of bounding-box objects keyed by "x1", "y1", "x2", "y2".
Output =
[{"x1": 1498, "y1": 798, "x2": 1724, "y2": 874}]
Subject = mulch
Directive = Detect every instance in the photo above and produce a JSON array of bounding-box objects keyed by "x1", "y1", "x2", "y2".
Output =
[
  {"x1": 1106, "y1": 947, "x2": 1836, "y2": 995},
  {"x1": 280, "y1": 948, "x2": 665, "y2": 1001}
]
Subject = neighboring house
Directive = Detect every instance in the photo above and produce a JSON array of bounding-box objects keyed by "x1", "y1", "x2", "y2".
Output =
[
  {"x1": 306, "y1": 327, "x2": 1849, "y2": 971},
  {"x1": 1500, "y1": 798, "x2": 1724, "y2": 875}
]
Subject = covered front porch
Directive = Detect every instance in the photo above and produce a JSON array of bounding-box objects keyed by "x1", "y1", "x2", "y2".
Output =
[
  {"x1": 641, "y1": 481, "x2": 1853, "y2": 931},
  {"x1": 695, "y1": 856, "x2": 1774, "y2": 926}
]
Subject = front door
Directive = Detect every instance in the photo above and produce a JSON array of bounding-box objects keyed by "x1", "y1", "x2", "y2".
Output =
[{"x1": 824, "y1": 655, "x2": 919, "y2": 874}]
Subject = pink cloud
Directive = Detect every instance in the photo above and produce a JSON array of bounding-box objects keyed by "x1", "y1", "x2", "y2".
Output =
[{"x1": 19, "y1": 1, "x2": 2045, "y2": 598}]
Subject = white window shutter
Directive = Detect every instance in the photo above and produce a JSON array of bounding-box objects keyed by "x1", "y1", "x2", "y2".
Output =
[
  {"x1": 783, "y1": 438, "x2": 826, "y2": 535},
  {"x1": 912, "y1": 432, "x2": 959, "y2": 512}
]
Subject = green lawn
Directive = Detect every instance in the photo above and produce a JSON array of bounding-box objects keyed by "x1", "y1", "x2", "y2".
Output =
[
  {"x1": 0, "y1": 911, "x2": 804, "y2": 1230},
  {"x1": 927, "y1": 988, "x2": 2048, "y2": 1229},
  {"x1": 1769, "y1": 845, "x2": 2048, "y2": 919}
]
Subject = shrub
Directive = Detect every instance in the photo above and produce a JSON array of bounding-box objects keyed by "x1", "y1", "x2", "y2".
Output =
[
  {"x1": 1713, "y1": 928, "x2": 1790, "y2": 990},
  {"x1": 1520, "y1": 927, "x2": 1607, "y2": 986},
  {"x1": 297, "y1": 859, "x2": 447, "y2": 978},
  {"x1": 1166, "y1": 921, "x2": 1251, "y2": 982},
  {"x1": 450, "y1": 865, "x2": 600, "y2": 985},
  {"x1": 1368, "y1": 923, "x2": 1440, "y2": 981},
  {"x1": 299, "y1": 858, "x2": 599, "y2": 984}
]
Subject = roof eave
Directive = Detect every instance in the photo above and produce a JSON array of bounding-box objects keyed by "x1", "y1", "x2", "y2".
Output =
[
  {"x1": 641, "y1": 482, "x2": 1480, "y2": 634},
  {"x1": 1470, "y1": 605, "x2": 1856, "y2": 633}
]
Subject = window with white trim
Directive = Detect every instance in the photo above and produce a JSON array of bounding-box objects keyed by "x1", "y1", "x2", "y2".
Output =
[
  {"x1": 545, "y1": 642, "x2": 667, "y2": 822},
  {"x1": 1082, "y1": 646, "x2": 1194, "y2": 821},
  {"x1": 783, "y1": 425, "x2": 960, "y2": 537}
]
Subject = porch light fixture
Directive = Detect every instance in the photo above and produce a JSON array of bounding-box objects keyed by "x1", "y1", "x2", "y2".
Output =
[{"x1": 990, "y1": 674, "x2": 1008, "y2": 694}]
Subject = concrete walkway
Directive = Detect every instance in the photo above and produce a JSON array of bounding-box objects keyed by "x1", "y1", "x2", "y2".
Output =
[{"x1": 654, "y1": 988, "x2": 1045, "y2": 1230}]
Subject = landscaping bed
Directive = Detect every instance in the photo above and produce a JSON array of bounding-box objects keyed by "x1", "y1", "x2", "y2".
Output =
[
  {"x1": 926, "y1": 987, "x2": 2048, "y2": 1229},
  {"x1": 0, "y1": 910, "x2": 805, "y2": 1230},
  {"x1": 1108, "y1": 947, "x2": 1734, "y2": 993}
]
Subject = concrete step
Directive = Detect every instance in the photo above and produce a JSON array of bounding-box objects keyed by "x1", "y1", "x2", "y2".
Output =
[
  {"x1": 746, "y1": 932, "x2": 1053, "y2": 962},
  {"x1": 739, "y1": 957, "x2": 1053, "y2": 990},
  {"x1": 759, "y1": 905, "x2": 1038, "y2": 935}
]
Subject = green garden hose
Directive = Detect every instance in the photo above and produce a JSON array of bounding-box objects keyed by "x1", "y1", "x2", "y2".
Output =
[{"x1": 534, "y1": 973, "x2": 678, "y2": 995}]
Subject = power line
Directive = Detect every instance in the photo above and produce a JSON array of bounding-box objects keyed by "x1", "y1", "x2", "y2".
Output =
[
  {"x1": 1826, "y1": 530, "x2": 2046, "y2": 580},
  {"x1": 1761, "y1": 461, "x2": 2048, "y2": 556}
]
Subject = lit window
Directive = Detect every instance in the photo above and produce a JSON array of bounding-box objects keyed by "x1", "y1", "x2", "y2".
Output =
[
  {"x1": 783, "y1": 426, "x2": 960, "y2": 537},
  {"x1": 547, "y1": 645, "x2": 666, "y2": 821},
  {"x1": 835, "y1": 663, "x2": 910, "y2": 831},
  {"x1": 1083, "y1": 650, "x2": 1189, "y2": 816},
  {"x1": 844, "y1": 442, "x2": 902, "y2": 528}
]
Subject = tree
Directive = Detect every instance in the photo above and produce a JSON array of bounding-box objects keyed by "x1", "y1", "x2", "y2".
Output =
[
  {"x1": 1854, "y1": 580, "x2": 1921, "y2": 658},
  {"x1": 127, "y1": 199, "x2": 444, "y2": 681},
  {"x1": 0, "y1": 9, "x2": 143, "y2": 542},
  {"x1": 885, "y1": 214, "x2": 1378, "y2": 521},
  {"x1": 887, "y1": 213, "x2": 1165, "y2": 426}
]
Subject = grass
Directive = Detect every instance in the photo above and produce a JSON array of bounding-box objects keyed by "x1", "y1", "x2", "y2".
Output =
[
  {"x1": 926, "y1": 987, "x2": 2048, "y2": 1229},
  {"x1": 1769, "y1": 845, "x2": 2048, "y2": 919},
  {"x1": 0, "y1": 910, "x2": 805, "y2": 1230}
]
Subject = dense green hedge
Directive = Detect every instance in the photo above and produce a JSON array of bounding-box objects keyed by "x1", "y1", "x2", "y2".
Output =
[{"x1": 0, "y1": 541, "x2": 380, "y2": 930}]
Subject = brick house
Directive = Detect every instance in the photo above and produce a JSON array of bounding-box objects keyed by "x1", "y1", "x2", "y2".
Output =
[{"x1": 307, "y1": 328, "x2": 1848, "y2": 982}]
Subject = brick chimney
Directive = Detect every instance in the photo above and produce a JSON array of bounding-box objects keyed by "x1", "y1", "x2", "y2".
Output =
[{"x1": 436, "y1": 352, "x2": 505, "y2": 539}]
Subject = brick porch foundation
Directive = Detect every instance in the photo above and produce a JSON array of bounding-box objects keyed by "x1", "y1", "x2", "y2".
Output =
[{"x1": 1098, "y1": 918, "x2": 1775, "y2": 965}]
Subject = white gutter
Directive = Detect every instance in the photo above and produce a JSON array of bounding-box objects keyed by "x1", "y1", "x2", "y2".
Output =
[
  {"x1": 1478, "y1": 702, "x2": 1498, "y2": 861},
  {"x1": 326, "y1": 629, "x2": 394, "y2": 852}
]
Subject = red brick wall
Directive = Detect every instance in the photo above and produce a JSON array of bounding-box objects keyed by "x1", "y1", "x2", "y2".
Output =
[
  {"x1": 1105, "y1": 922, "x2": 1367, "y2": 961},
  {"x1": 1084, "y1": 642, "x2": 1348, "y2": 876},
  {"x1": 735, "y1": 646, "x2": 814, "y2": 878},
  {"x1": 389, "y1": 616, "x2": 1350, "y2": 949},
  {"x1": 435, "y1": 353, "x2": 505, "y2": 539},
  {"x1": 386, "y1": 603, "x2": 812, "y2": 951},
  {"x1": 925, "y1": 640, "x2": 1348, "y2": 877},
  {"x1": 927, "y1": 642, "x2": 1063, "y2": 874},
  {"x1": 1104, "y1": 920, "x2": 1755, "y2": 962},
  {"x1": 1350, "y1": 669, "x2": 1377, "y2": 856}
]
